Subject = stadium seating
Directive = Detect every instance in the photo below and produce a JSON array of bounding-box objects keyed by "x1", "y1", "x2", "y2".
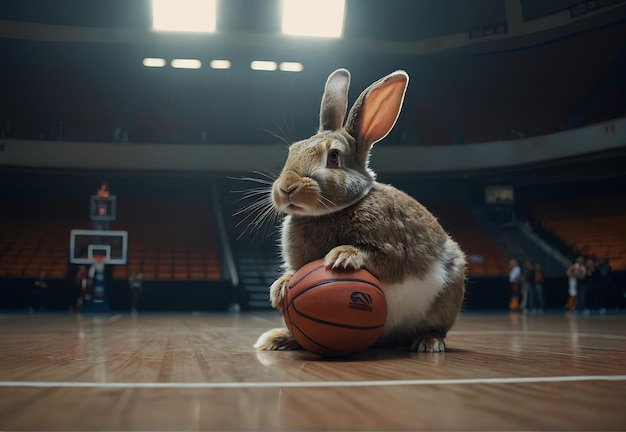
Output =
[
  {"x1": 110, "y1": 199, "x2": 222, "y2": 281},
  {"x1": 0, "y1": 198, "x2": 222, "y2": 280},
  {"x1": 0, "y1": 199, "x2": 90, "y2": 278},
  {"x1": 528, "y1": 194, "x2": 626, "y2": 270}
]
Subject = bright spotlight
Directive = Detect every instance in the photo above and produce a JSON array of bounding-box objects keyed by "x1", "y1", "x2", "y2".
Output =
[
  {"x1": 281, "y1": 0, "x2": 345, "y2": 38},
  {"x1": 152, "y1": 0, "x2": 216, "y2": 33}
]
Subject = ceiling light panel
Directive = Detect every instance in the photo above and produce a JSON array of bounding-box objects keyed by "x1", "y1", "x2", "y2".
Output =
[
  {"x1": 152, "y1": 0, "x2": 216, "y2": 33},
  {"x1": 143, "y1": 58, "x2": 167, "y2": 68},
  {"x1": 281, "y1": 0, "x2": 345, "y2": 38},
  {"x1": 250, "y1": 61, "x2": 278, "y2": 71},
  {"x1": 279, "y1": 62, "x2": 304, "y2": 72},
  {"x1": 210, "y1": 60, "x2": 231, "y2": 69},
  {"x1": 171, "y1": 59, "x2": 202, "y2": 69}
]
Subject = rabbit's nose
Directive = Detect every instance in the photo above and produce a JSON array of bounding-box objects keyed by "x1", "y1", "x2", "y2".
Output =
[{"x1": 279, "y1": 183, "x2": 298, "y2": 195}]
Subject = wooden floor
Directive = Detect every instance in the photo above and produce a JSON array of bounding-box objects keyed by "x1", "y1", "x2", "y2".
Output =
[{"x1": 0, "y1": 311, "x2": 624, "y2": 431}]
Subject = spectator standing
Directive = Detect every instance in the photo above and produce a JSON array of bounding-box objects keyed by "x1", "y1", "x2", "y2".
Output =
[
  {"x1": 531, "y1": 262, "x2": 545, "y2": 313},
  {"x1": 128, "y1": 270, "x2": 143, "y2": 313},
  {"x1": 574, "y1": 256, "x2": 588, "y2": 313},
  {"x1": 508, "y1": 259, "x2": 521, "y2": 312},
  {"x1": 565, "y1": 257, "x2": 586, "y2": 313},
  {"x1": 72, "y1": 265, "x2": 89, "y2": 313},
  {"x1": 597, "y1": 258, "x2": 613, "y2": 313},
  {"x1": 30, "y1": 271, "x2": 48, "y2": 311},
  {"x1": 520, "y1": 260, "x2": 533, "y2": 313},
  {"x1": 585, "y1": 258, "x2": 599, "y2": 312}
]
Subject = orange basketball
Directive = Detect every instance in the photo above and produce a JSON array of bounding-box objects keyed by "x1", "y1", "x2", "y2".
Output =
[{"x1": 283, "y1": 259, "x2": 387, "y2": 357}]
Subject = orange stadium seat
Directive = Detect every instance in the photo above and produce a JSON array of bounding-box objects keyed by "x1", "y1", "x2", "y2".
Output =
[
  {"x1": 529, "y1": 194, "x2": 626, "y2": 270},
  {"x1": 0, "y1": 198, "x2": 223, "y2": 282}
]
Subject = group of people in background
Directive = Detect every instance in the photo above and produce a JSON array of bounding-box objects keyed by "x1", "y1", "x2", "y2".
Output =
[
  {"x1": 29, "y1": 265, "x2": 143, "y2": 312},
  {"x1": 72, "y1": 266, "x2": 142, "y2": 312},
  {"x1": 565, "y1": 256, "x2": 614, "y2": 314},
  {"x1": 509, "y1": 256, "x2": 618, "y2": 314},
  {"x1": 508, "y1": 259, "x2": 544, "y2": 314}
]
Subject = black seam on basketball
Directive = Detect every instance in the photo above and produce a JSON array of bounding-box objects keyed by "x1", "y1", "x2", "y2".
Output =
[
  {"x1": 288, "y1": 279, "x2": 383, "y2": 307},
  {"x1": 284, "y1": 299, "x2": 293, "y2": 332},
  {"x1": 335, "y1": 277, "x2": 383, "y2": 294},
  {"x1": 288, "y1": 264, "x2": 325, "y2": 290},
  {"x1": 288, "y1": 319, "x2": 345, "y2": 354},
  {"x1": 290, "y1": 303, "x2": 385, "y2": 331},
  {"x1": 285, "y1": 278, "x2": 384, "y2": 312}
]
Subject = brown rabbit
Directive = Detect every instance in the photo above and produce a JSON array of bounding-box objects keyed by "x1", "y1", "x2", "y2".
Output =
[{"x1": 254, "y1": 69, "x2": 465, "y2": 352}]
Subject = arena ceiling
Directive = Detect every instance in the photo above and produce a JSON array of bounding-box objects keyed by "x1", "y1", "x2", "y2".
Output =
[{"x1": 1, "y1": 0, "x2": 625, "y2": 146}]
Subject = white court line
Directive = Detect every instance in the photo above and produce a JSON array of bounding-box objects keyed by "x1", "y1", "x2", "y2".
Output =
[
  {"x1": 1, "y1": 375, "x2": 625, "y2": 389},
  {"x1": 452, "y1": 330, "x2": 626, "y2": 340}
]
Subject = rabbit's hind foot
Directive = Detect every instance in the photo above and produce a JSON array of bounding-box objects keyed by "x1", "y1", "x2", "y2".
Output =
[
  {"x1": 411, "y1": 336, "x2": 446, "y2": 352},
  {"x1": 254, "y1": 328, "x2": 301, "y2": 351}
]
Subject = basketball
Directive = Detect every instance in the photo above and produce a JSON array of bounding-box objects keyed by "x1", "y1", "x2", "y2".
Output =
[{"x1": 283, "y1": 259, "x2": 387, "y2": 357}]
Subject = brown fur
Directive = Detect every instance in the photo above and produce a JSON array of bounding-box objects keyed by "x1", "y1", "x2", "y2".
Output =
[
  {"x1": 254, "y1": 69, "x2": 466, "y2": 353},
  {"x1": 282, "y1": 183, "x2": 448, "y2": 283}
]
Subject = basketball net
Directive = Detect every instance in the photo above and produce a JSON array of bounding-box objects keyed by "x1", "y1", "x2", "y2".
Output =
[
  {"x1": 91, "y1": 255, "x2": 106, "y2": 273},
  {"x1": 85, "y1": 255, "x2": 106, "y2": 302}
]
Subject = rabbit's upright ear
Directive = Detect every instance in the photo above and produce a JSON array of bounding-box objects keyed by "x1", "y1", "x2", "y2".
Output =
[
  {"x1": 319, "y1": 69, "x2": 351, "y2": 132},
  {"x1": 345, "y1": 71, "x2": 408, "y2": 163}
]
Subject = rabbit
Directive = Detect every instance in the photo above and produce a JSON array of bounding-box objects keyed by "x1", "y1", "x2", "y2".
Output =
[{"x1": 253, "y1": 68, "x2": 466, "y2": 353}]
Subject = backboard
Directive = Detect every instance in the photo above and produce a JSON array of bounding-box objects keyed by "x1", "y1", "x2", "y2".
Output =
[{"x1": 69, "y1": 229, "x2": 128, "y2": 265}]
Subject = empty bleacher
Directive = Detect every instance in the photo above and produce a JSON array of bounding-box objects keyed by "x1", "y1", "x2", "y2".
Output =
[
  {"x1": 110, "y1": 199, "x2": 221, "y2": 281},
  {"x1": 0, "y1": 199, "x2": 89, "y2": 278},
  {"x1": 529, "y1": 194, "x2": 626, "y2": 270},
  {"x1": 0, "y1": 198, "x2": 222, "y2": 281}
]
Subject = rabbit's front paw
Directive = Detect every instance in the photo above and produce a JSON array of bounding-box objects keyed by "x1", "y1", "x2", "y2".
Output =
[
  {"x1": 411, "y1": 336, "x2": 446, "y2": 353},
  {"x1": 324, "y1": 245, "x2": 366, "y2": 271},
  {"x1": 269, "y1": 271, "x2": 294, "y2": 311}
]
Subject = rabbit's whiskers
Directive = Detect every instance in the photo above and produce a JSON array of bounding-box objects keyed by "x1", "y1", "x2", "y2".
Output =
[
  {"x1": 231, "y1": 188, "x2": 270, "y2": 205},
  {"x1": 317, "y1": 192, "x2": 338, "y2": 221},
  {"x1": 264, "y1": 115, "x2": 296, "y2": 149},
  {"x1": 232, "y1": 176, "x2": 273, "y2": 186},
  {"x1": 232, "y1": 175, "x2": 281, "y2": 239}
]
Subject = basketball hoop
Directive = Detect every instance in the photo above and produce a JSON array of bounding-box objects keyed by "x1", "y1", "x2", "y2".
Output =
[
  {"x1": 90, "y1": 254, "x2": 108, "y2": 275},
  {"x1": 91, "y1": 255, "x2": 107, "y2": 265}
]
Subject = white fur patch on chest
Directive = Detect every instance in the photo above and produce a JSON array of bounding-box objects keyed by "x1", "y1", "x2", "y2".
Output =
[{"x1": 381, "y1": 260, "x2": 449, "y2": 334}]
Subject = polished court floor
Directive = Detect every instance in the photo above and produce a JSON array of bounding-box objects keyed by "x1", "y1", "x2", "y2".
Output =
[{"x1": 0, "y1": 310, "x2": 624, "y2": 430}]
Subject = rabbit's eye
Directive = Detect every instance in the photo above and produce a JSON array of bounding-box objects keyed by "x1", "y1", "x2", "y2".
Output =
[{"x1": 326, "y1": 150, "x2": 340, "y2": 167}]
